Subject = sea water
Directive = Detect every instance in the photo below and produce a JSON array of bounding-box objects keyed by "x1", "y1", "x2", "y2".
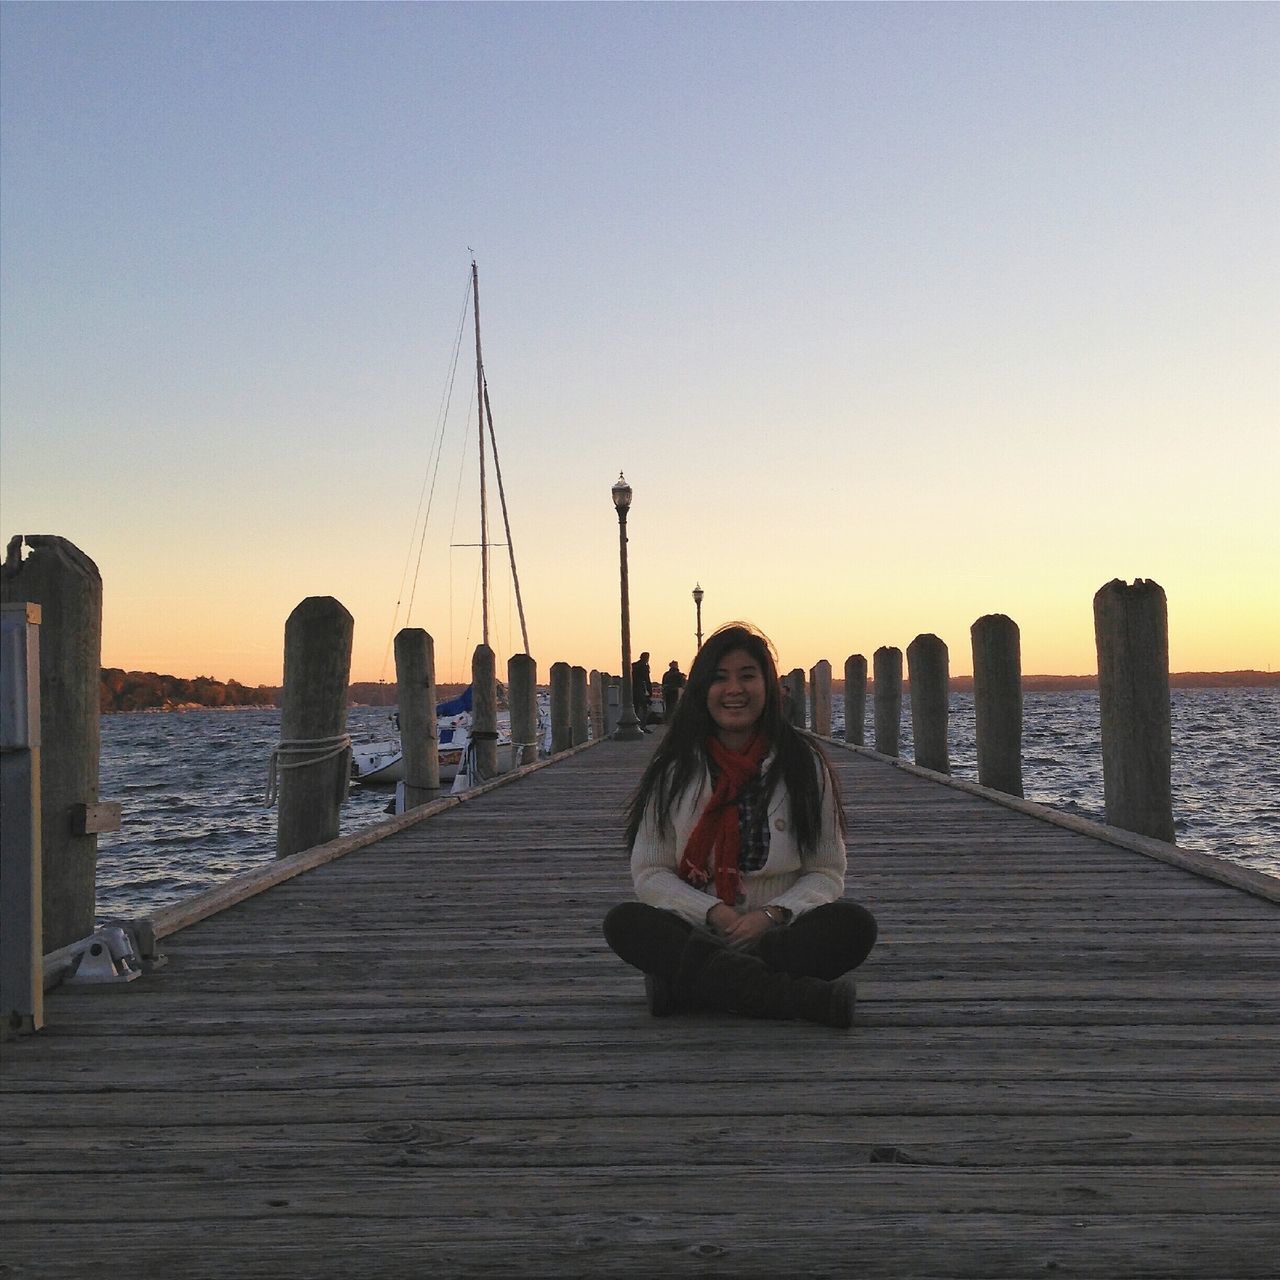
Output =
[{"x1": 94, "y1": 689, "x2": 1278, "y2": 921}]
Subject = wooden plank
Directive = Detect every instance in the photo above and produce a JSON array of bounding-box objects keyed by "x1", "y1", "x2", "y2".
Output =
[
  {"x1": 2, "y1": 1213, "x2": 1277, "y2": 1279},
  {"x1": 10, "y1": 1114, "x2": 1280, "y2": 1171}
]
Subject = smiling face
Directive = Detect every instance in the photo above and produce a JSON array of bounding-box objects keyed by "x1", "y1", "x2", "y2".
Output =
[{"x1": 707, "y1": 647, "x2": 767, "y2": 748}]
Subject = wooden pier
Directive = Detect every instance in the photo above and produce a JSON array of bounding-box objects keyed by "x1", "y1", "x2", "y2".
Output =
[{"x1": 2, "y1": 738, "x2": 1277, "y2": 1277}]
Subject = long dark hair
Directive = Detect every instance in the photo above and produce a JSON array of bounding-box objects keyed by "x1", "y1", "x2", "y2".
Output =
[{"x1": 623, "y1": 622, "x2": 845, "y2": 853}]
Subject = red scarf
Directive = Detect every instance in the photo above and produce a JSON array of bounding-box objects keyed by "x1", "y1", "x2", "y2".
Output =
[{"x1": 678, "y1": 734, "x2": 769, "y2": 906}]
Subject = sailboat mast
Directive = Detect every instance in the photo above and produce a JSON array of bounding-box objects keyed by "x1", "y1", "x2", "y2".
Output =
[{"x1": 472, "y1": 260, "x2": 491, "y2": 648}]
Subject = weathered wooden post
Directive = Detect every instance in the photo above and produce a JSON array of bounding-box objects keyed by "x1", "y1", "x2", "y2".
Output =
[
  {"x1": 508, "y1": 654, "x2": 538, "y2": 766},
  {"x1": 1, "y1": 602, "x2": 43, "y2": 1034},
  {"x1": 784, "y1": 668, "x2": 806, "y2": 727},
  {"x1": 844, "y1": 654, "x2": 867, "y2": 746},
  {"x1": 1094, "y1": 579, "x2": 1174, "y2": 842},
  {"x1": 550, "y1": 661, "x2": 572, "y2": 753},
  {"x1": 471, "y1": 644, "x2": 498, "y2": 777},
  {"x1": 809, "y1": 660, "x2": 832, "y2": 737},
  {"x1": 570, "y1": 665, "x2": 589, "y2": 745},
  {"x1": 277, "y1": 597, "x2": 353, "y2": 859},
  {"x1": 873, "y1": 646, "x2": 902, "y2": 757},
  {"x1": 588, "y1": 669, "x2": 604, "y2": 741},
  {"x1": 0, "y1": 536, "x2": 108, "y2": 950},
  {"x1": 604, "y1": 676, "x2": 621, "y2": 737},
  {"x1": 971, "y1": 614, "x2": 1023, "y2": 797},
  {"x1": 395, "y1": 628, "x2": 439, "y2": 807},
  {"x1": 907, "y1": 633, "x2": 950, "y2": 774}
]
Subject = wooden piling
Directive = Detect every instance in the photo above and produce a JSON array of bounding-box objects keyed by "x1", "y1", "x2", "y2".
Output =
[
  {"x1": 277, "y1": 597, "x2": 353, "y2": 859},
  {"x1": 907, "y1": 633, "x2": 950, "y2": 775},
  {"x1": 550, "y1": 662, "x2": 572, "y2": 754},
  {"x1": 471, "y1": 644, "x2": 498, "y2": 778},
  {"x1": 394, "y1": 628, "x2": 439, "y2": 807},
  {"x1": 784, "y1": 668, "x2": 807, "y2": 728},
  {"x1": 508, "y1": 654, "x2": 538, "y2": 766},
  {"x1": 844, "y1": 654, "x2": 867, "y2": 746},
  {"x1": 570, "y1": 665, "x2": 589, "y2": 745},
  {"x1": 873, "y1": 646, "x2": 902, "y2": 757},
  {"x1": 809, "y1": 660, "x2": 832, "y2": 737},
  {"x1": 1094, "y1": 579, "x2": 1175, "y2": 842},
  {"x1": 604, "y1": 676, "x2": 621, "y2": 737},
  {"x1": 972, "y1": 614, "x2": 1023, "y2": 797},
  {"x1": 0, "y1": 536, "x2": 104, "y2": 950},
  {"x1": 588, "y1": 670, "x2": 604, "y2": 742}
]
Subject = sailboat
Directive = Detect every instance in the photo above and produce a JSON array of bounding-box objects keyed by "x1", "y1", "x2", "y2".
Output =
[
  {"x1": 349, "y1": 686, "x2": 477, "y2": 785},
  {"x1": 350, "y1": 261, "x2": 539, "y2": 791}
]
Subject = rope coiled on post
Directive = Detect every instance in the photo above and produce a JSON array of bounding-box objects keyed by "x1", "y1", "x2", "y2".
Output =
[{"x1": 264, "y1": 735, "x2": 352, "y2": 807}]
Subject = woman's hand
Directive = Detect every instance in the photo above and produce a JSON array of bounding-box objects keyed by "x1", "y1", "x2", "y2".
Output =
[
  {"x1": 705, "y1": 902, "x2": 739, "y2": 936},
  {"x1": 716, "y1": 908, "x2": 777, "y2": 948}
]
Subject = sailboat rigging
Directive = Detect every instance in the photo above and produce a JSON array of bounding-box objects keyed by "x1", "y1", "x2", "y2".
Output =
[
  {"x1": 350, "y1": 260, "x2": 539, "y2": 790},
  {"x1": 472, "y1": 260, "x2": 530, "y2": 656}
]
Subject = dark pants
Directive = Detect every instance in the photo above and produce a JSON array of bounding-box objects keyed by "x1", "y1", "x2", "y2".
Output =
[{"x1": 603, "y1": 899, "x2": 877, "y2": 983}]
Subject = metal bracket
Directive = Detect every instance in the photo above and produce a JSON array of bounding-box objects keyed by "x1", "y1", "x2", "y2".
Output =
[{"x1": 64, "y1": 926, "x2": 143, "y2": 985}]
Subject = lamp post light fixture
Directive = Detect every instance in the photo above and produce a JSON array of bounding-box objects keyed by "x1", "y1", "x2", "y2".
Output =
[
  {"x1": 612, "y1": 472, "x2": 643, "y2": 740},
  {"x1": 692, "y1": 582, "x2": 704, "y2": 651}
]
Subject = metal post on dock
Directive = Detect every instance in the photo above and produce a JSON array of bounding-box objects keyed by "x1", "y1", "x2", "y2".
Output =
[
  {"x1": 1, "y1": 603, "x2": 43, "y2": 1036},
  {"x1": 471, "y1": 644, "x2": 499, "y2": 778},
  {"x1": 972, "y1": 614, "x2": 1023, "y2": 797},
  {"x1": 550, "y1": 661, "x2": 572, "y2": 754},
  {"x1": 873, "y1": 646, "x2": 902, "y2": 757},
  {"x1": 844, "y1": 654, "x2": 867, "y2": 746},
  {"x1": 907, "y1": 633, "x2": 950, "y2": 775},
  {"x1": 508, "y1": 654, "x2": 538, "y2": 766},
  {"x1": 1094, "y1": 579, "x2": 1175, "y2": 842},
  {"x1": 276, "y1": 596, "x2": 353, "y2": 859},
  {"x1": 809, "y1": 660, "x2": 833, "y2": 737},
  {"x1": 0, "y1": 535, "x2": 112, "y2": 951},
  {"x1": 570, "y1": 665, "x2": 589, "y2": 746},
  {"x1": 395, "y1": 628, "x2": 440, "y2": 806}
]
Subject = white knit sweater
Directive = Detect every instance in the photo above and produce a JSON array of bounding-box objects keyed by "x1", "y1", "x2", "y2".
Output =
[{"x1": 630, "y1": 757, "x2": 847, "y2": 926}]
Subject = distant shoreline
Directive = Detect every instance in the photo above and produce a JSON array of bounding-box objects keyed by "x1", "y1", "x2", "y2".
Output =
[{"x1": 98, "y1": 668, "x2": 1277, "y2": 713}]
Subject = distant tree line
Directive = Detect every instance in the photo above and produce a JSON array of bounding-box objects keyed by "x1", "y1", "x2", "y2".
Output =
[
  {"x1": 100, "y1": 669, "x2": 279, "y2": 713},
  {"x1": 99, "y1": 672, "x2": 475, "y2": 713},
  {"x1": 839, "y1": 671, "x2": 1278, "y2": 693}
]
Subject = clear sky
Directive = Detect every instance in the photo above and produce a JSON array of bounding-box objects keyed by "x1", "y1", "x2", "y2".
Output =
[{"x1": 2, "y1": 2, "x2": 1277, "y2": 686}]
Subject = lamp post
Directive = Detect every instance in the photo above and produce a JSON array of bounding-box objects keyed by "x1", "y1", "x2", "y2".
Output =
[
  {"x1": 692, "y1": 582, "x2": 704, "y2": 651},
  {"x1": 612, "y1": 472, "x2": 643, "y2": 740}
]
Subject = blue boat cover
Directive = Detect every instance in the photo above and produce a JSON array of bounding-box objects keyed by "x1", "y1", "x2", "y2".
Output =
[{"x1": 436, "y1": 685, "x2": 473, "y2": 716}]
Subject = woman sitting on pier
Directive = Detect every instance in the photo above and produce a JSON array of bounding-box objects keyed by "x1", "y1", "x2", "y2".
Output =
[{"x1": 603, "y1": 623, "x2": 877, "y2": 1028}]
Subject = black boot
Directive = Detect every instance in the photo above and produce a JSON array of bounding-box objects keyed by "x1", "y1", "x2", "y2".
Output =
[{"x1": 678, "y1": 929, "x2": 857, "y2": 1029}]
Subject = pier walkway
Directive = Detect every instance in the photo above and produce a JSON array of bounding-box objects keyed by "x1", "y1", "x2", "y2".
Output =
[{"x1": 2, "y1": 738, "x2": 1278, "y2": 1277}]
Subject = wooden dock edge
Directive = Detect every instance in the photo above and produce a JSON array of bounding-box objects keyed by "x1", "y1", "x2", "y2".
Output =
[
  {"x1": 817, "y1": 735, "x2": 1280, "y2": 904},
  {"x1": 43, "y1": 737, "x2": 607, "y2": 987},
  {"x1": 146, "y1": 736, "x2": 608, "y2": 939}
]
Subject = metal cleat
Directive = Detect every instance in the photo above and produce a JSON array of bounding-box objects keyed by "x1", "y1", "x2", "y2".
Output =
[{"x1": 64, "y1": 926, "x2": 143, "y2": 985}]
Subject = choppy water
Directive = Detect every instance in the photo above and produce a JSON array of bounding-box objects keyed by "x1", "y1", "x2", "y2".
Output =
[{"x1": 96, "y1": 689, "x2": 1278, "y2": 921}]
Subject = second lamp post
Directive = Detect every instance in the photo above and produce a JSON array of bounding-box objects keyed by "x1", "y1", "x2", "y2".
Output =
[{"x1": 612, "y1": 473, "x2": 643, "y2": 740}]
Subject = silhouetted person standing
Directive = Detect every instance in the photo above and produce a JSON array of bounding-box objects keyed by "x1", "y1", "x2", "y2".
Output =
[
  {"x1": 661, "y1": 660, "x2": 686, "y2": 723},
  {"x1": 633, "y1": 651, "x2": 652, "y2": 729}
]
